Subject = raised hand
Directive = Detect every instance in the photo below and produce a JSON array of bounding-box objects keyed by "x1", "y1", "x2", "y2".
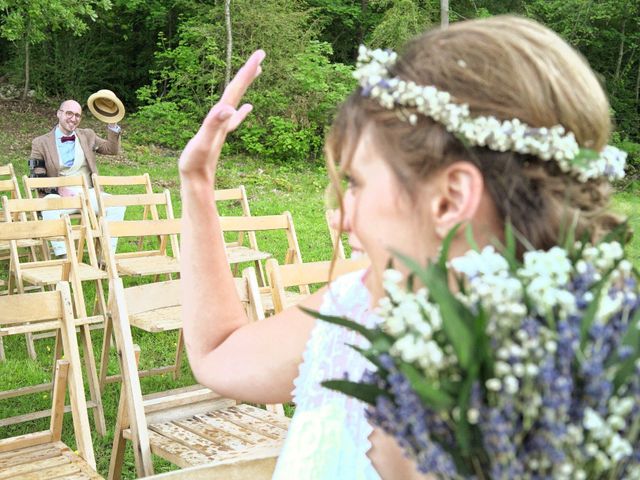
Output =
[{"x1": 178, "y1": 50, "x2": 265, "y2": 184}]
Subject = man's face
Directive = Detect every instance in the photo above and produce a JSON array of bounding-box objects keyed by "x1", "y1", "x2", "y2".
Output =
[{"x1": 57, "y1": 100, "x2": 82, "y2": 135}]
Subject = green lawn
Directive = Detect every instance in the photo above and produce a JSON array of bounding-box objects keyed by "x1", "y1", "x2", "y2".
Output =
[{"x1": 0, "y1": 100, "x2": 639, "y2": 478}]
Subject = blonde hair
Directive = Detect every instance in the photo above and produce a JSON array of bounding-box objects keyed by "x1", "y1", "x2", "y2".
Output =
[{"x1": 326, "y1": 15, "x2": 621, "y2": 257}]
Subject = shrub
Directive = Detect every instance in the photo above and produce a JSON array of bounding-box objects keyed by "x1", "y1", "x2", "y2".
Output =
[{"x1": 127, "y1": 101, "x2": 199, "y2": 150}]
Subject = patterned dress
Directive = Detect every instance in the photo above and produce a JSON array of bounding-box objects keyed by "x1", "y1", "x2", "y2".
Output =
[{"x1": 272, "y1": 270, "x2": 382, "y2": 480}]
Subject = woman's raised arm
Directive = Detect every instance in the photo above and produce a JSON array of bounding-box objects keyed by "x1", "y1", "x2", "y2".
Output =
[{"x1": 178, "y1": 50, "x2": 318, "y2": 403}]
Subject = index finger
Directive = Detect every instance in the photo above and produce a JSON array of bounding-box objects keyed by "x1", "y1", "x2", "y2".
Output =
[{"x1": 220, "y1": 50, "x2": 266, "y2": 108}]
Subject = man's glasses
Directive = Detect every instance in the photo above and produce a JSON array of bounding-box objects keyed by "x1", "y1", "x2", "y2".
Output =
[{"x1": 60, "y1": 110, "x2": 82, "y2": 120}]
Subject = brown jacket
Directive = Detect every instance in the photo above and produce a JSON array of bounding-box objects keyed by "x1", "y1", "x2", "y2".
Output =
[{"x1": 30, "y1": 127, "x2": 121, "y2": 184}]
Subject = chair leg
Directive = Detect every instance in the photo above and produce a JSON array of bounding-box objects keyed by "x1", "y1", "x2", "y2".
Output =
[
  {"x1": 79, "y1": 323, "x2": 107, "y2": 436},
  {"x1": 109, "y1": 345, "x2": 142, "y2": 480},
  {"x1": 99, "y1": 314, "x2": 113, "y2": 392},
  {"x1": 255, "y1": 259, "x2": 267, "y2": 287},
  {"x1": 173, "y1": 329, "x2": 184, "y2": 380},
  {"x1": 0, "y1": 337, "x2": 5, "y2": 361},
  {"x1": 25, "y1": 332, "x2": 37, "y2": 360}
]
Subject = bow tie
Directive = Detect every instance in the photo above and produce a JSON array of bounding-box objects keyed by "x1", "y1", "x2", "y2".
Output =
[{"x1": 60, "y1": 135, "x2": 76, "y2": 143}]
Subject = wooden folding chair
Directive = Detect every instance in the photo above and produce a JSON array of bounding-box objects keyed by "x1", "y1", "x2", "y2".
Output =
[
  {"x1": 0, "y1": 280, "x2": 97, "y2": 472},
  {"x1": 0, "y1": 212, "x2": 107, "y2": 435},
  {"x1": 215, "y1": 186, "x2": 272, "y2": 284},
  {"x1": 107, "y1": 269, "x2": 288, "y2": 479},
  {"x1": 98, "y1": 215, "x2": 182, "y2": 390},
  {"x1": 0, "y1": 164, "x2": 44, "y2": 355},
  {"x1": 265, "y1": 256, "x2": 371, "y2": 314}
]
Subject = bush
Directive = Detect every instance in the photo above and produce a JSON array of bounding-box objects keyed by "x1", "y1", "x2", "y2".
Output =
[
  {"x1": 241, "y1": 116, "x2": 323, "y2": 163},
  {"x1": 127, "y1": 101, "x2": 199, "y2": 150}
]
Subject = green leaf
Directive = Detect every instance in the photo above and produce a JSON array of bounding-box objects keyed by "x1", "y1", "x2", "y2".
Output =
[
  {"x1": 404, "y1": 258, "x2": 474, "y2": 370},
  {"x1": 348, "y1": 344, "x2": 390, "y2": 373},
  {"x1": 579, "y1": 280, "x2": 606, "y2": 349},
  {"x1": 464, "y1": 224, "x2": 480, "y2": 252},
  {"x1": 438, "y1": 223, "x2": 462, "y2": 270},
  {"x1": 399, "y1": 363, "x2": 455, "y2": 410},
  {"x1": 321, "y1": 379, "x2": 386, "y2": 406},
  {"x1": 299, "y1": 306, "x2": 379, "y2": 343}
]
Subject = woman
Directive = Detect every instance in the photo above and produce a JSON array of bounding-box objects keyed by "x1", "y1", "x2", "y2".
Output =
[{"x1": 178, "y1": 15, "x2": 623, "y2": 479}]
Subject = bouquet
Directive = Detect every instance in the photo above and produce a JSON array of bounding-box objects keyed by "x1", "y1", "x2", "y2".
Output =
[{"x1": 312, "y1": 226, "x2": 640, "y2": 479}]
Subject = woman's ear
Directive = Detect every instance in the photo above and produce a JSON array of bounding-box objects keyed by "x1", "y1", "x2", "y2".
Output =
[{"x1": 428, "y1": 162, "x2": 484, "y2": 239}]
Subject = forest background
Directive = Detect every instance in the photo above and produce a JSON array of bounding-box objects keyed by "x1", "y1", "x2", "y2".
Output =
[{"x1": 0, "y1": 0, "x2": 639, "y2": 170}]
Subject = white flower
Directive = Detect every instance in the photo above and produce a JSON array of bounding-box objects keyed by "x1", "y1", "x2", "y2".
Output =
[
  {"x1": 607, "y1": 433, "x2": 632, "y2": 462},
  {"x1": 467, "y1": 408, "x2": 479, "y2": 424},
  {"x1": 485, "y1": 378, "x2": 502, "y2": 391}
]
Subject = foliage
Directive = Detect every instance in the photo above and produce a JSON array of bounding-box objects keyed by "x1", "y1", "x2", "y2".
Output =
[
  {"x1": 127, "y1": 100, "x2": 199, "y2": 149},
  {"x1": 0, "y1": 0, "x2": 112, "y2": 44},
  {"x1": 0, "y1": 0, "x2": 638, "y2": 147},
  {"x1": 367, "y1": 0, "x2": 435, "y2": 50}
]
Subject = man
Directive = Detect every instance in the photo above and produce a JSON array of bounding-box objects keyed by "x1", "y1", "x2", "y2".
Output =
[{"x1": 28, "y1": 99, "x2": 126, "y2": 257}]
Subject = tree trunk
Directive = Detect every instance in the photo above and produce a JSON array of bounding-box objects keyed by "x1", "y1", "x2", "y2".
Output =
[
  {"x1": 614, "y1": 17, "x2": 626, "y2": 80},
  {"x1": 224, "y1": 0, "x2": 232, "y2": 88},
  {"x1": 359, "y1": 0, "x2": 368, "y2": 45},
  {"x1": 22, "y1": 35, "x2": 30, "y2": 100},
  {"x1": 635, "y1": 57, "x2": 639, "y2": 105},
  {"x1": 441, "y1": 0, "x2": 449, "y2": 28}
]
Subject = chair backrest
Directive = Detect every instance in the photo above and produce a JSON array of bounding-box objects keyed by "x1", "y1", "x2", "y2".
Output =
[
  {"x1": 265, "y1": 256, "x2": 370, "y2": 313},
  {"x1": 215, "y1": 186, "x2": 254, "y2": 248},
  {"x1": 0, "y1": 164, "x2": 22, "y2": 222},
  {"x1": 100, "y1": 189, "x2": 179, "y2": 262},
  {"x1": 220, "y1": 211, "x2": 303, "y2": 263},
  {"x1": 91, "y1": 173, "x2": 156, "y2": 219},
  {"x1": 324, "y1": 209, "x2": 346, "y2": 260},
  {"x1": 3, "y1": 193, "x2": 100, "y2": 264},
  {"x1": 0, "y1": 282, "x2": 96, "y2": 467},
  {"x1": 23, "y1": 174, "x2": 99, "y2": 231},
  {"x1": 0, "y1": 163, "x2": 16, "y2": 179}
]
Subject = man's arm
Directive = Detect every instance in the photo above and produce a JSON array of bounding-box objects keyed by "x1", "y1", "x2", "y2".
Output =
[{"x1": 93, "y1": 124, "x2": 121, "y2": 155}]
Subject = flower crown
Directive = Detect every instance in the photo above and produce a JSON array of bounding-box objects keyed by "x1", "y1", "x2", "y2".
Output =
[{"x1": 354, "y1": 46, "x2": 627, "y2": 183}]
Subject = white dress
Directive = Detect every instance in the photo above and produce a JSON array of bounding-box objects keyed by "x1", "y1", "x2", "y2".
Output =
[{"x1": 272, "y1": 270, "x2": 382, "y2": 480}]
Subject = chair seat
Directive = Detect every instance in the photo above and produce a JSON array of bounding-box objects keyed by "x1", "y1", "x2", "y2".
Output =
[
  {"x1": 116, "y1": 255, "x2": 180, "y2": 277},
  {"x1": 0, "y1": 441, "x2": 103, "y2": 479},
  {"x1": 124, "y1": 404, "x2": 288, "y2": 469},
  {"x1": 22, "y1": 262, "x2": 108, "y2": 285},
  {"x1": 225, "y1": 246, "x2": 271, "y2": 265},
  {"x1": 128, "y1": 278, "x2": 251, "y2": 333},
  {"x1": 130, "y1": 305, "x2": 182, "y2": 332},
  {"x1": 260, "y1": 290, "x2": 308, "y2": 314}
]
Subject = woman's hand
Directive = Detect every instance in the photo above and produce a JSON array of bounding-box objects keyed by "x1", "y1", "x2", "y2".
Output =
[
  {"x1": 368, "y1": 427, "x2": 434, "y2": 480},
  {"x1": 178, "y1": 50, "x2": 265, "y2": 184}
]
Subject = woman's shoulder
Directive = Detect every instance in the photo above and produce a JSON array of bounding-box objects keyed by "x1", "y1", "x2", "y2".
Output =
[{"x1": 320, "y1": 268, "x2": 371, "y2": 316}]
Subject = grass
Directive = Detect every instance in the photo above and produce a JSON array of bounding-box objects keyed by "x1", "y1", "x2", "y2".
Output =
[{"x1": 1, "y1": 99, "x2": 639, "y2": 478}]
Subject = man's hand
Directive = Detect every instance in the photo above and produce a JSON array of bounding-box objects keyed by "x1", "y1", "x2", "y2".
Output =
[{"x1": 178, "y1": 50, "x2": 265, "y2": 185}]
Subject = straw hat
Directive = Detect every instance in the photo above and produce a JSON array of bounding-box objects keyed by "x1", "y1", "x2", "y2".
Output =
[{"x1": 87, "y1": 89, "x2": 125, "y2": 123}]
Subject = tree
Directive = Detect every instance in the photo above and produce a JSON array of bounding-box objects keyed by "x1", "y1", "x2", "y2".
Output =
[
  {"x1": 441, "y1": 0, "x2": 448, "y2": 27},
  {"x1": 0, "y1": 0, "x2": 112, "y2": 99},
  {"x1": 224, "y1": 0, "x2": 232, "y2": 87}
]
